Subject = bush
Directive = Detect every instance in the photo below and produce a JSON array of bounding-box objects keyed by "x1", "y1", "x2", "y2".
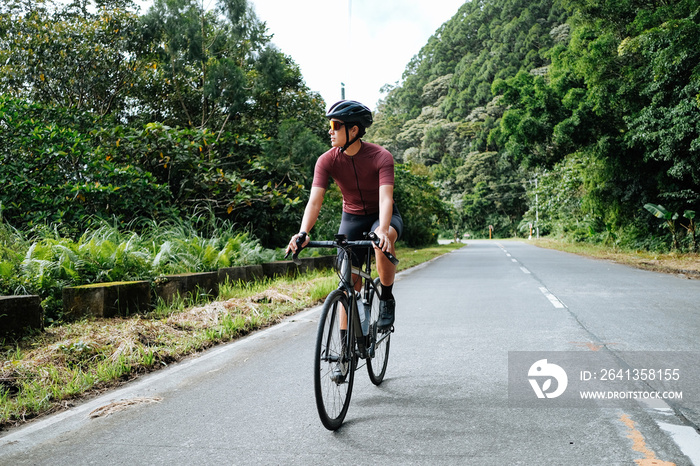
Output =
[
  {"x1": 394, "y1": 163, "x2": 452, "y2": 247},
  {"x1": 0, "y1": 97, "x2": 176, "y2": 237},
  {"x1": 0, "y1": 218, "x2": 279, "y2": 323}
]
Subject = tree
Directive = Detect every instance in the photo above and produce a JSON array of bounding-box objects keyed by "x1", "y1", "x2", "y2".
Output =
[
  {"x1": 622, "y1": 17, "x2": 700, "y2": 199},
  {"x1": 0, "y1": 0, "x2": 150, "y2": 117},
  {"x1": 138, "y1": 0, "x2": 266, "y2": 130},
  {"x1": 0, "y1": 97, "x2": 174, "y2": 234}
]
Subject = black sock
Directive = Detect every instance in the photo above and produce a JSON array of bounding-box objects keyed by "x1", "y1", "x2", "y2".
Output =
[{"x1": 380, "y1": 283, "x2": 394, "y2": 301}]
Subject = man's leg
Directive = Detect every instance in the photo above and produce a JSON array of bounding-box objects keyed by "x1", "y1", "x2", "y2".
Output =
[{"x1": 375, "y1": 226, "x2": 398, "y2": 330}]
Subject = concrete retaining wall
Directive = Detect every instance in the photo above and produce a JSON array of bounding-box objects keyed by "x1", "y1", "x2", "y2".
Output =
[
  {"x1": 154, "y1": 272, "x2": 219, "y2": 305},
  {"x1": 0, "y1": 295, "x2": 43, "y2": 337},
  {"x1": 261, "y1": 260, "x2": 298, "y2": 278},
  {"x1": 63, "y1": 281, "x2": 151, "y2": 318},
  {"x1": 5, "y1": 255, "x2": 336, "y2": 336}
]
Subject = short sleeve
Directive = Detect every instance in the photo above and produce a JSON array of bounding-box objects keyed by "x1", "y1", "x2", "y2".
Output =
[
  {"x1": 377, "y1": 150, "x2": 394, "y2": 187},
  {"x1": 312, "y1": 151, "x2": 332, "y2": 189}
]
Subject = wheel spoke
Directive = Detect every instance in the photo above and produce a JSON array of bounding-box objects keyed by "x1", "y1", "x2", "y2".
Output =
[
  {"x1": 367, "y1": 278, "x2": 390, "y2": 385},
  {"x1": 314, "y1": 290, "x2": 354, "y2": 430}
]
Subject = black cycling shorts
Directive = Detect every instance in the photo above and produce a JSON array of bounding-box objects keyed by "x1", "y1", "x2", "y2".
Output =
[{"x1": 337, "y1": 204, "x2": 404, "y2": 267}]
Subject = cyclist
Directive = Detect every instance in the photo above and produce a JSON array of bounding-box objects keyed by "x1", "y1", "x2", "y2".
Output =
[{"x1": 286, "y1": 100, "x2": 403, "y2": 331}]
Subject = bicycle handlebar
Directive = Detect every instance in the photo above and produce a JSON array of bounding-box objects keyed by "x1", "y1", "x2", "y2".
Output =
[{"x1": 285, "y1": 232, "x2": 399, "y2": 266}]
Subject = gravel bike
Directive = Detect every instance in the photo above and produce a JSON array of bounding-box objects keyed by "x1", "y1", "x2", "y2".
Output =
[{"x1": 287, "y1": 232, "x2": 398, "y2": 430}]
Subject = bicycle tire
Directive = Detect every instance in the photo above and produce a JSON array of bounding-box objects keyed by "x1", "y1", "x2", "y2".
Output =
[
  {"x1": 314, "y1": 289, "x2": 355, "y2": 430},
  {"x1": 367, "y1": 278, "x2": 390, "y2": 385}
]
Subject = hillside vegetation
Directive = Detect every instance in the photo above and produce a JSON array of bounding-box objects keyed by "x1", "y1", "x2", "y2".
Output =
[{"x1": 367, "y1": 0, "x2": 699, "y2": 252}]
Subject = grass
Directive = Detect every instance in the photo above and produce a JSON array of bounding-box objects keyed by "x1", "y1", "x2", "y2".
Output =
[
  {"x1": 530, "y1": 237, "x2": 700, "y2": 278},
  {"x1": 0, "y1": 242, "x2": 465, "y2": 430}
]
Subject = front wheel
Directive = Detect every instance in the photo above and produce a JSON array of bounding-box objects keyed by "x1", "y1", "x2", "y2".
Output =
[
  {"x1": 367, "y1": 278, "x2": 390, "y2": 385},
  {"x1": 314, "y1": 289, "x2": 355, "y2": 430}
]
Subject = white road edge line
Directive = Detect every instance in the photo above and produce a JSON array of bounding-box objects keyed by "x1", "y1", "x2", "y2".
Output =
[
  {"x1": 656, "y1": 421, "x2": 700, "y2": 463},
  {"x1": 641, "y1": 400, "x2": 700, "y2": 464}
]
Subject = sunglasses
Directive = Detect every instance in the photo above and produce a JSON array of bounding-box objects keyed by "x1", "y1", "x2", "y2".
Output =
[{"x1": 329, "y1": 120, "x2": 345, "y2": 131}]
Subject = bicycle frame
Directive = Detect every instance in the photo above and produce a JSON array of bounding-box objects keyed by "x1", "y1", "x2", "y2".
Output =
[
  {"x1": 290, "y1": 233, "x2": 395, "y2": 360},
  {"x1": 290, "y1": 232, "x2": 398, "y2": 430},
  {"x1": 335, "y1": 237, "x2": 379, "y2": 359}
]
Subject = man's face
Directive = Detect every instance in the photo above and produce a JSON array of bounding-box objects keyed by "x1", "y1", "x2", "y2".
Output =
[
  {"x1": 329, "y1": 119, "x2": 358, "y2": 148},
  {"x1": 329, "y1": 119, "x2": 346, "y2": 148}
]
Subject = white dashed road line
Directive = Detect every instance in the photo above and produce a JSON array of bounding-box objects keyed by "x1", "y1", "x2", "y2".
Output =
[
  {"x1": 539, "y1": 286, "x2": 566, "y2": 309},
  {"x1": 498, "y1": 243, "x2": 565, "y2": 308}
]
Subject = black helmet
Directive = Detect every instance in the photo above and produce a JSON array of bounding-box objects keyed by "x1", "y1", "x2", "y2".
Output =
[{"x1": 326, "y1": 100, "x2": 373, "y2": 128}]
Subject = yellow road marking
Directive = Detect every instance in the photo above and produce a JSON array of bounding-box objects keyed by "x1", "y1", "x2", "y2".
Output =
[{"x1": 619, "y1": 413, "x2": 676, "y2": 466}]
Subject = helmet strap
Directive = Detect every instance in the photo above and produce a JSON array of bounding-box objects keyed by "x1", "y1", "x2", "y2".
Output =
[{"x1": 341, "y1": 125, "x2": 361, "y2": 153}]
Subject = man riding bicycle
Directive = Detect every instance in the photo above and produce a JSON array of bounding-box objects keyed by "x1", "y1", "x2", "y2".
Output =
[{"x1": 286, "y1": 100, "x2": 403, "y2": 331}]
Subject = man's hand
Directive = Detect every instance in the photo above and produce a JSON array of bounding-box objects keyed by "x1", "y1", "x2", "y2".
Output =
[
  {"x1": 372, "y1": 228, "x2": 393, "y2": 253},
  {"x1": 286, "y1": 232, "x2": 309, "y2": 256}
]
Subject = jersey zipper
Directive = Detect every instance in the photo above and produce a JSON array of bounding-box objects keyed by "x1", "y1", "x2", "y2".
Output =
[{"x1": 350, "y1": 156, "x2": 368, "y2": 216}]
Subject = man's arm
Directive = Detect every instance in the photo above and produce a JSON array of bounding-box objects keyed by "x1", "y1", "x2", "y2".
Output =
[
  {"x1": 375, "y1": 184, "x2": 395, "y2": 252},
  {"x1": 287, "y1": 186, "x2": 325, "y2": 254}
]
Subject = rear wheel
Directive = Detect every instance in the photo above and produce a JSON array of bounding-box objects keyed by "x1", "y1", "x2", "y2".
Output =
[
  {"x1": 367, "y1": 278, "x2": 390, "y2": 385},
  {"x1": 314, "y1": 289, "x2": 355, "y2": 430}
]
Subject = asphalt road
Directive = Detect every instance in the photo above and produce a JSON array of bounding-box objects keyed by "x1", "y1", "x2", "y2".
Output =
[{"x1": 2, "y1": 240, "x2": 700, "y2": 465}]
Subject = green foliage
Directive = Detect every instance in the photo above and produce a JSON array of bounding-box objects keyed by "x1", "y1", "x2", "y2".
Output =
[
  {"x1": 309, "y1": 184, "x2": 343, "y2": 243},
  {"x1": 0, "y1": 0, "x2": 332, "y2": 247},
  {"x1": 368, "y1": 0, "x2": 567, "y2": 240},
  {"x1": 138, "y1": 0, "x2": 266, "y2": 129},
  {"x1": 0, "y1": 217, "x2": 278, "y2": 323},
  {"x1": 0, "y1": 222, "x2": 28, "y2": 296},
  {"x1": 623, "y1": 16, "x2": 700, "y2": 190},
  {"x1": 393, "y1": 164, "x2": 452, "y2": 246},
  {"x1": 0, "y1": 0, "x2": 148, "y2": 116},
  {"x1": 0, "y1": 96, "x2": 175, "y2": 235},
  {"x1": 644, "y1": 203, "x2": 681, "y2": 250},
  {"x1": 92, "y1": 121, "x2": 311, "y2": 245},
  {"x1": 680, "y1": 210, "x2": 697, "y2": 251},
  {"x1": 370, "y1": 0, "x2": 700, "y2": 249}
]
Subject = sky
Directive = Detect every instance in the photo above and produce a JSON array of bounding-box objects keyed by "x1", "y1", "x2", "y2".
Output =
[
  {"x1": 247, "y1": 0, "x2": 466, "y2": 111},
  {"x1": 127, "y1": 0, "x2": 466, "y2": 110}
]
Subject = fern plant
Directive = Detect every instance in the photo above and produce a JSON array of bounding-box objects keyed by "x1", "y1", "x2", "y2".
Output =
[{"x1": 2, "y1": 216, "x2": 281, "y2": 323}]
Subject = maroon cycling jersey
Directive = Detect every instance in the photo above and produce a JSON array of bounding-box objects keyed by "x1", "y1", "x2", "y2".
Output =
[{"x1": 312, "y1": 142, "x2": 395, "y2": 215}]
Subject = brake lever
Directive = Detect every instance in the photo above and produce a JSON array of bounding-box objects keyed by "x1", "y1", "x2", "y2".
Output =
[
  {"x1": 284, "y1": 232, "x2": 307, "y2": 265},
  {"x1": 367, "y1": 232, "x2": 399, "y2": 266}
]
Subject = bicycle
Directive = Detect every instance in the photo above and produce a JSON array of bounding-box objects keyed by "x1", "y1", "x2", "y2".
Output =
[{"x1": 287, "y1": 232, "x2": 399, "y2": 430}]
